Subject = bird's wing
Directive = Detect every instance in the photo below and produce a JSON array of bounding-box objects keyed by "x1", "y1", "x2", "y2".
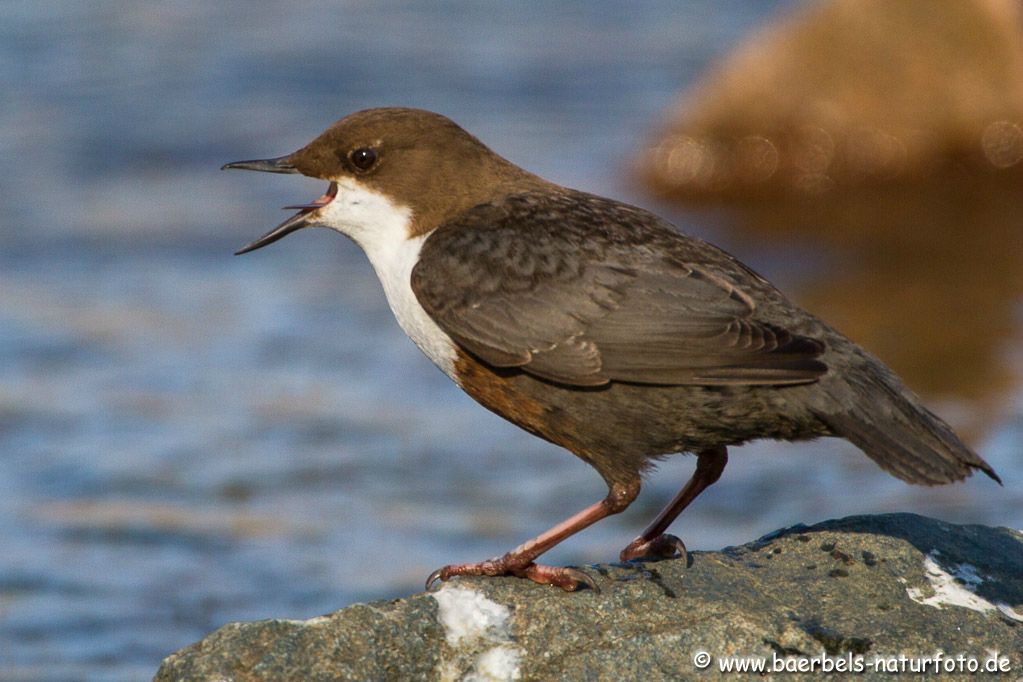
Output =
[{"x1": 411, "y1": 192, "x2": 827, "y2": 387}]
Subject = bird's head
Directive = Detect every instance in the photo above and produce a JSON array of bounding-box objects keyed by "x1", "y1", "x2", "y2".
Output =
[{"x1": 224, "y1": 107, "x2": 540, "y2": 254}]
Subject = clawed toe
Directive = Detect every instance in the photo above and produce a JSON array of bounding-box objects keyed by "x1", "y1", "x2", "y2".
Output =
[
  {"x1": 519, "y1": 563, "x2": 599, "y2": 592},
  {"x1": 425, "y1": 558, "x2": 501, "y2": 590},
  {"x1": 425, "y1": 560, "x2": 597, "y2": 592},
  {"x1": 619, "y1": 533, "x2": 688, "y2": 563}
]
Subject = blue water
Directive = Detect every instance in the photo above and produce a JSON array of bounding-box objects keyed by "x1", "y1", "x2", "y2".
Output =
[{"x1": 2, "y1": 2, "x2": 1020, "y2": 679}]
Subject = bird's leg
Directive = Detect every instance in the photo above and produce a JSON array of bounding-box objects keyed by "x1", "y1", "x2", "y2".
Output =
[
  {"x1": 620, "y1": 446, "x2": 728, "y2": 562},
  {"x1": 427, "y1": 477, "x2": 640, "y2": 592}
]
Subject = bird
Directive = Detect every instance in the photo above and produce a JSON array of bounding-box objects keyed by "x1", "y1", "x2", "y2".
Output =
[{"x1": 223, "y1": 107, "x2": 1000, "y2": 592}]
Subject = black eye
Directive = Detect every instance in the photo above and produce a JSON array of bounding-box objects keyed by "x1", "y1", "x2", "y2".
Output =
[{"x1": 349, "y1": 147, "x2": 378, "y2": 172}]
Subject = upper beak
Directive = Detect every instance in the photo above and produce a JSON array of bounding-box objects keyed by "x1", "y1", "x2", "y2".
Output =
[
  {"x1": 221, "y1": 155, "x2": 299, "y2": 174},
  {"x1": 222, "y1": 154, "x2": 325, "y2": 255}
]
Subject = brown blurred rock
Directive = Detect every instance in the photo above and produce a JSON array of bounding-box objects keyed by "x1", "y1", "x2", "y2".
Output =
[
  {"x1": 638, "y1": 0, "x2": 1023, "y2": 200},
  {"x1": 730, "y1": 177, "x2": 1023, "y2": 440}
]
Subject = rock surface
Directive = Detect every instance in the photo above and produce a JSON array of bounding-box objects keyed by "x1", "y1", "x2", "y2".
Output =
[{"x1": 155, "y1": 514, "x2": 1022, "y2": 680}]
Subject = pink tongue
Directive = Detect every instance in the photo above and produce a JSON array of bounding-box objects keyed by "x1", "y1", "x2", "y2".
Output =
[{"x1": 283, "y1": 192, "x2": 333, "y2": 211}]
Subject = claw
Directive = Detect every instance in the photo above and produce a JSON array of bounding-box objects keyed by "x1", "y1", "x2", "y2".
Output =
[
  {"x1": 425, "y1": 568, "x2": 445, "y2": 591},
  {"x1": 656, "y1": 534, "x2": 688, "y2": 562},
  {"x1": 560, "y1": 567, "x2": 600, "y2": 593},
  {"x1": 620, "y1": 533, "x2": 688, "y2": 563}
]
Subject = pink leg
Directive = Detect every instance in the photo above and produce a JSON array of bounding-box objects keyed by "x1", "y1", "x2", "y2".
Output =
[
  {"x1": 620, "y1": 446, "x2": 728, "y2": 562},
  {"x1": 427, "y1": 477, "x2": 640, "y2": 592}
]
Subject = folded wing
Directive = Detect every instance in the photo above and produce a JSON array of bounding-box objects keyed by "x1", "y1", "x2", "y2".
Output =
[{"x1": 411, "y1": 192, "x2": 827, "y2": 387}]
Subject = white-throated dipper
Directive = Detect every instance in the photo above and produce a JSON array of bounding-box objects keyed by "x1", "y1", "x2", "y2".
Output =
[{"x1": 224, "y1": 107, "x2": 1000, "y2": 591}]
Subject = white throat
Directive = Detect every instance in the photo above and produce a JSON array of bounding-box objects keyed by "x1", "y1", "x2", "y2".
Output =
[{"x1": 316, "y1": 178, "x2": 458, "y2": 378}]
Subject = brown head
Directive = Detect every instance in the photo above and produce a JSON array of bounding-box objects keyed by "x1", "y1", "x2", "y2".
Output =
[{"x1": 223, "y1": 108, "x2": 545, "y2": 253}]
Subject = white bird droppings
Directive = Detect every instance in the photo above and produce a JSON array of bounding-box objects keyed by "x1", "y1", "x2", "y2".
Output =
[
  {"x1": 434, "y1": 585, "x2": 513, "y2": 646},
  {"x1": 906, "y1": 551, "x2": 1023, "y2": 623},
  {"x1": 433, "y1": 585, "x2": 523, "y2": 681},
  {"x1": 468, "y1": 645, "x2": 523, "y2": 682}
]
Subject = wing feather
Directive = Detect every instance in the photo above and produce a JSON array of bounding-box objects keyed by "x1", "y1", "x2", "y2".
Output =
[{"x1": 411, "y1": 191, "x2": 827, "y2": 387}]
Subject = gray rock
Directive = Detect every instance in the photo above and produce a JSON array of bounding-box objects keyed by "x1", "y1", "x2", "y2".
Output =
[{"x1": 155, "y1": 514, "x2": 1023, "y2": 681}]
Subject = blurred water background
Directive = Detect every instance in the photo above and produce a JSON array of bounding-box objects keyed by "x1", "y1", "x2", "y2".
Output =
[{"x1": 1, "y1": 2, "x2": 1020, "y2": 679}]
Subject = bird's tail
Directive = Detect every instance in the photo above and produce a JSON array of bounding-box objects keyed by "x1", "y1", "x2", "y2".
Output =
[{"x1": 817, "y1": 365, "x2": 1001, "y2": 486}]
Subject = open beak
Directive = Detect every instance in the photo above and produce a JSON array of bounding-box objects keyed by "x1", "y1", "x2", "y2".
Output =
[{"x1": 222, "y1": 155, "x2": 338, "y2": 255}]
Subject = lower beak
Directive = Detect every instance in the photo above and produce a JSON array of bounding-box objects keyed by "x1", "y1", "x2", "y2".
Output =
[{"x1": 233, "y1": 210, "x2": 312, "y2": 255}]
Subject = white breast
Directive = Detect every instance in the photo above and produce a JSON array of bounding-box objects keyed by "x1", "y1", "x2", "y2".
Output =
[
  {"x1": 317, "y1": 179, "x2": 459, "y2": 379},
  {"x1": 371, "y1": 233, "x2": 460, "y2": 379}
]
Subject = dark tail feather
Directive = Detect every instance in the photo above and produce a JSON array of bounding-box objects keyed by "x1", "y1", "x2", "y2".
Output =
[{"x1": 818, "y1": 392, "x2": 1001, "y2": 486}]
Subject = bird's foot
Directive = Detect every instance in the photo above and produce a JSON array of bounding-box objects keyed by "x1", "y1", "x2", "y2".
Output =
[
  {"x1": 619, "y1": 533, "x2": 687, "y2": 563},
  {"x1": 426, "y1": 558, "x2": 597, "y2": 592}
]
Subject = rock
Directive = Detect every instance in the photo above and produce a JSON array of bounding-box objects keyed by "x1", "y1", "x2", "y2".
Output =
[
  {"x1": 638, "y1": 0, "x2": 1023, "y2": 200},
  {"x1": 155, "y1": 514, "x2": 1023, "y2": 681}
]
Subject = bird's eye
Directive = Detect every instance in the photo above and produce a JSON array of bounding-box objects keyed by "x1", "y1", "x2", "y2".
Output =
[{"x1": 349, "y1": 147, "x2": 378, "y2": 172}]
